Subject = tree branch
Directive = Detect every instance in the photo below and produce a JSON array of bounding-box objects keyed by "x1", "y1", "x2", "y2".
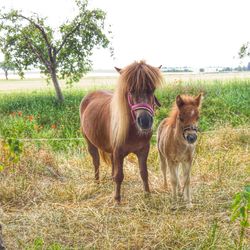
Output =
[
  {"x1": 17, "y1": 14, "x2": 54, "y2": 63},
  {"x1": 55, "y1": 22, "x2": 81, "y2": 55},
  {"x1": 23, "y1": 35, "x2": 51, "y2": 70}
]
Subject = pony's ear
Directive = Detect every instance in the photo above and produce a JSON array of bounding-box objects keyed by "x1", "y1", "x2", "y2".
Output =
[
  {"x1": 154, "y1": 95, "x2": 161, "y2": 108},
  {"x1": 114, "y1": 67, "x2": 122, "y2": 74},
  {"x1": 158, "y1": 65, "x2": 162, "y2": 69},
  {"x1": 195, "y1": 93, "x2": 203, "y2": 107},
  {"x1": 176, "y1": 95, "x2": 184, "y2": 109}
]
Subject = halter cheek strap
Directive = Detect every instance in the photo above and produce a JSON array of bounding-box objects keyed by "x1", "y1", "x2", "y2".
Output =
[
  {"x1": 183, "y1": 125, "x2": 198, "y2": 133},
  {"x1": 127, "y1": 93, "x2": 155, "y2": 122},
  {"x1": 182, "y1": 125, "x2": 198, "y2": 139}
]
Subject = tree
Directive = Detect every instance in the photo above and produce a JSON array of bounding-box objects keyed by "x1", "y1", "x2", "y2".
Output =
[
  {"x1": 0, "y1": 55, "x2": 15, "y2": 80},
  {"x1": 239, "y1": 42, "x2": 250, "y2": 59},
  {"x1": 0, "y1": 0, "x2": 112, "y2": 101}
]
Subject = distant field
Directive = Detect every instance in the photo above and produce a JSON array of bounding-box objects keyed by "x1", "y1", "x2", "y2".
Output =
[
  {"x1": 0, "y1": 78, "x2": 249, "y2": 249},
  {"x1": 1, "y1": 71, "x2": 250, "y2": 92}
]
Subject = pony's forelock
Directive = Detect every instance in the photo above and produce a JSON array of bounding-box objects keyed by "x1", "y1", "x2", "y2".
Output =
[{"x1": 111, "y1": 60, "x2": 163, "y2": 147}]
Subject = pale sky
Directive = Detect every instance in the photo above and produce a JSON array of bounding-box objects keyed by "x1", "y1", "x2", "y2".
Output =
[{"x1": 1, "y1": 0, "x2": 250, "y2": 69}]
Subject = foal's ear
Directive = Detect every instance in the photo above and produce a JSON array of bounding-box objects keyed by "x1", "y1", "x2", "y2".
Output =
[
  {"x1": 154, "y1": 95, "x2": 161, "y2": 108},
  {"x1": 176, "y1": 95, "x2": 185, "y2": 109},
  {"x1": 195, "y1": 93, "x2": 203, "y2": 107},
  {"x1": 114, "y1": 67, "x2": 122, "y2": 74},
  {"x1": 158, "y1": 65, "x2": 162, "y2": 69}
]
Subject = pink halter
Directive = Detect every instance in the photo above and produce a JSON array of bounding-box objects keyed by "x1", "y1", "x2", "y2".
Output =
[{"x1": 127, "y1": 92, "x2": 155, "y2": 122}]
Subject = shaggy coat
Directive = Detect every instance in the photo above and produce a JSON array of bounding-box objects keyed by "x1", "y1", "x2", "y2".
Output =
[
  {"x1": 80, "y1": 61, "x2": 163, "y2": 202},
  {"x1": 157, "y1": 94, "x2": 202, "y2": 207}
]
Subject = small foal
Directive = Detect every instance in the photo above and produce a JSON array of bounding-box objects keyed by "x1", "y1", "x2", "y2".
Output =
[{"x1": 157, "y1": 94, "x2": 202, "y2": 207}]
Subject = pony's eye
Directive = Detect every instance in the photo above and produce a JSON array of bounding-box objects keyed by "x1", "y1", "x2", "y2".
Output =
[
  {"x1": 179, "y1": 116, "x2": 184, "y2": 122},
  {"x1": 146, "y1": 89, "x2": 153, "y2": 95}
]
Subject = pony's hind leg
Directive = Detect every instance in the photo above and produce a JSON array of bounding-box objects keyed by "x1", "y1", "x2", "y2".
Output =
[
  {"x1": 159, "y1": 152, "x2": 168, "y2": 189},
  {"x1": 85, "y1": 138, "x2": 100, "y2": 181}
]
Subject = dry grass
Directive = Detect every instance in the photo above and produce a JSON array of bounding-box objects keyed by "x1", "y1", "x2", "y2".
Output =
[{"x1": 0, "y1": 127, "x2": 249, "y2": 249}]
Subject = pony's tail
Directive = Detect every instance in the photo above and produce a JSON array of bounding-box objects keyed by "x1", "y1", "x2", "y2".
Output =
[{"x1": 99, "y1": 150, "x2": 111, "y2": 165}]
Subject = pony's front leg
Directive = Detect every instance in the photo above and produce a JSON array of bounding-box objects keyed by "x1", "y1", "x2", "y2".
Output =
[
  {"x1": 135, "y1": 144, "x2": 150, "y2": 193},
  {"x1": 181, "y1": 161, "x2": 192, "y2": 208},
  {"x1": 159, "y1": 152, "x2": 168, "y2": 189},
  {"x1": 113, "y1": 149, "x2": 124, "y2": 203},
  {"x1": 169, "y1": 163, "x2": 179, "y2": 201}
]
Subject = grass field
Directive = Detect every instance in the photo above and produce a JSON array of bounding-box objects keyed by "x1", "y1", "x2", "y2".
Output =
[{"x1": 0, "y1": 79, "x2": 249, "y2": 249}]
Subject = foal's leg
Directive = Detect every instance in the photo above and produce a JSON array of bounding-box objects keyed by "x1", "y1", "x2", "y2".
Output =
[
  {"x1": 135, "y1": 144, "x2": 150, "y2": 193},
  {"x1": 181, "y1": 161, "x2": 193, "y2": 207},
  {"x1": 159, "y1": 152, "x2": 168, "y2": 189},
  {"x1": 175, "y1": 165, "x2": 181, "y2": 195},
  {"x1": 111, "y1": 154, "x2": 114, "y2": 177},
  {"x1": 85, "y1": 138, "x2": 100, "y2": 181},
  {"x1": 169, "y1": 163, "x2": 179, "y2": 201},
  {"x1": 113, "y1": 149, "x2": 124, "y2": 202}
]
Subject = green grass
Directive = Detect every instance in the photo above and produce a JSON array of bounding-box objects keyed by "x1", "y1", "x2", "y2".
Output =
[{"x1": 0, "y1": 79, "x2": 249, "y2": 150}]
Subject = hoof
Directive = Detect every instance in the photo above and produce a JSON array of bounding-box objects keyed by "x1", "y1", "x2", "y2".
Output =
[
  {"x1": 186, "y1": 202, "x2": 193, "y2": 209},
  {"x1": 94, "y1": 179, "x2": 100, "y2": 184},
  {"x1": 170, "y1": 203, "x2": 178, "y2": 211},
  {"x1": 114, "y1": 196, "x2": 121, "y2": 204}
]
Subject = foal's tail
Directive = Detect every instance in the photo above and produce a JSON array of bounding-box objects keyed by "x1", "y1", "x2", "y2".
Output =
[{"x1": 99, "y1": 150, "x2": 111, "y2": 165}]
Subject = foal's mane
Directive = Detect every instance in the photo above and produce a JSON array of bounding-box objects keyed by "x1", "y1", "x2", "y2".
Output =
[
  {"x1": 167, "y1": 95, "x2": 198, "y2": 126},
  {"x1": 111, "y1": 60, "x2": 163, "y2": 147}
]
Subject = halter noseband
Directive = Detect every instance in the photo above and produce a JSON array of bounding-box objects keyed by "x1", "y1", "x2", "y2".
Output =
[
  {"x1": 127, "y1": 92, "x2": 155, "y2": 122},
  {"x1": 182, "y1": 125, "x2": 198, "y2": 139}
]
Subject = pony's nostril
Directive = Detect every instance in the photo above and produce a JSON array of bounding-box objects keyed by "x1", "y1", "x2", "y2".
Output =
[
  {"x1": 187, "y1": 134, "x2": 197, "y2": 143},
  {"x1": 137, "y1": 113, "x2": 153, "y2": 129}
]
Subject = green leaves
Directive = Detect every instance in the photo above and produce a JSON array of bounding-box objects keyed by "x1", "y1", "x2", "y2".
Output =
[
  {"x1": 239, "y1": 42, "x2": 250, "y2": 59},
  {"x1": 231, "y1": 185, "x2": 250, "y2": 249},
  {"x1": 0, "y1": 0, "x2": 112, "y2": 100},
  {"x1": 0, "y1": 137, "x2": 23, "y2": 172},
  {"x1": 231, "y1": 185, "x2": 250, "y2": 223}
]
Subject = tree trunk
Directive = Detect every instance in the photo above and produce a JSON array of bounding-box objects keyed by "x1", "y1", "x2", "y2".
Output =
[
  {"x1": 4, "y1": 70, "x2": 8, "y2": 80},
  {"x1": 51, "y1": 70, "x2": 64, "y2": 102}
]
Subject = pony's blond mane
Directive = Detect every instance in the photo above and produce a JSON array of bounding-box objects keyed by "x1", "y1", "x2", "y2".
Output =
[
  {"x1": 111, "y1": 60, "x2": 163, "y2": 147},
  {"x1": 167, "y1": 95, "x2": 199, "y2": 126}
]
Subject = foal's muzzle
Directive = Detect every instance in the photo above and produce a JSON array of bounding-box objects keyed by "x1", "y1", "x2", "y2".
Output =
[
  {"x1": 137, "y1": 111, "x2": 153, "y2": 130},
  {"x1": 186, "y1": 133, "x2": 197, "y2": 144},
  {"x1": 183, "y1": 125, "x2": 198, "y2": 144}
]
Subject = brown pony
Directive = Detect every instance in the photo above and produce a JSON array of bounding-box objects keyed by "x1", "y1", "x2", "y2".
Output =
[
  {"x1": 157, "y1": 93, "x2": 202, "y2": 208},
  {"x1": 80, "y1": 61, "x2": 163, "y2": 202}
]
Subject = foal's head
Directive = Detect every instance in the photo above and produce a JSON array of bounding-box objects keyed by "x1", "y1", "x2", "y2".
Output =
[
  {"x1": 115, "y1": 61, "x2": 162, "y2": 133},
  {"x1": 176, "y1": 93, "x2": 203, "y2": 144}
]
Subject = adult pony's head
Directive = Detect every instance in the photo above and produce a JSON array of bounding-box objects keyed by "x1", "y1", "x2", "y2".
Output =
[
  {"x1": 175, "y1": 94, "x2": 203, "y2": 144},
  {"x1": 111, "y1": 60, "x2": 163, "y2": 147}
]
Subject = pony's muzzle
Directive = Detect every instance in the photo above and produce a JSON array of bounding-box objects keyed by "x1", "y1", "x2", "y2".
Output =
[
  {"x1": 186, "y1": 133, "x2": 197, "y2": 144},
  {"x1": 137, "y1": 111, "x2": 153, "y2": 130}
]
